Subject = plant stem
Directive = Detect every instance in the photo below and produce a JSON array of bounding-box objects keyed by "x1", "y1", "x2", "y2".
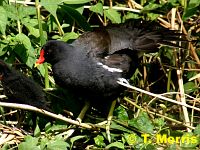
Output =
[
  {"x1": 55, "y1": 16, "x2": 64, "y2": 36},
  {"x1": 35, "y1": 0, "x2": 49, "y2": 88}
]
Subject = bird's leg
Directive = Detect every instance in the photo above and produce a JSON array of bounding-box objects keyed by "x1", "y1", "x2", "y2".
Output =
[
  {"x1": 76, "y1": 100, "x2": 90, "y2": 123},
  {"x1": 106, "y1": 99, "x2": 117, "y2": 143},
  {"x1": 65, "y1": 101, "x2": 90, "y2": 139},
  {"x1": 16, "y1": 110, "x2": 25, "y2": 128}
]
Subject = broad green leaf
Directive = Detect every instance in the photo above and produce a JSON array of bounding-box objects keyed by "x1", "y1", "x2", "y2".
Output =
[
  {"x1": 128, "y1": 112, "x2": 154, "y2": 133},
  {"x1": 18, "y1": 5, "x2": 36, "y2": 20},
  {"x1": 182, "y1": 0, "x2": 200, "y2": 20},
  {"x1": 14, "y1": 33, "x2": 36, "y2": 67},
  {"x1": 180, "y1": 133, "x2": 199, "y2": 148},
  {"x1": 115, "y1": 106, "x2": 129, "y2": 121},
  {"x1": 41, "y1": 0, "x2": 62, "y2": 17},
  {"x1": 89, "y1": 3, "x2": 103, "y2": 16},
  {"x1": 105, "y1": 142, "x2": 124, "y2": 149},
  {"x1": 18, "y1": 135, "x2": 39, "y2": 150},
  {"x1": 63, "y1": 0, "x2": 92, "y2": 4},
  {"x1": 40, "y1": 137, "x2": 49, "y2": 149},
  {"x1": 62, "y1": 32, "x2": 79, "y2": 42},
  {"x1": 0, "y1": 6, "x2": 7, "y2": 35},
  {"x1": 142, "y1": 3, "x2": 162, "y2": 11},
  {"x1": 60, "y1": 5, "x2": 91, "y2": 31},
  {"x1": 183, "y1": 7, "x2": 199, "y2": 21},
  {"x1": 104, "y1": 9, "x2": 121, "y2": 24},
  {"x1": 3, "y1": 4, "x2": 18, "y2": 20},
  {"x1": 147, "y1": 13, "x2": 160, "y2": 20},
  {"x1": 124, "y1": 133, "x2": 143, "y2": 145},
  {"x1": 46, "y1": 140, "x2": 68, "y2": 150},
  {"x1": 24, "y1": 24, "x2": 40, "y2": 38},
  {"x1": 15, "y1": 33, "x2": 32, "y2": 50},
  {"x1": 186, "y1": 0, "x2": 200, "y2": 8},
  {"x1": 94, "y1": 135, "x2": 105, "y2": 147},
  {"x1": 123, "y1": 12, "x2": 141, "y2": 21}
]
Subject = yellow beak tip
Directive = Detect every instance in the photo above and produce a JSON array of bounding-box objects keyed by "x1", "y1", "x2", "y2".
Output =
[{"x1": 34, "y1": 63, "x2": 40, "y2": 68}]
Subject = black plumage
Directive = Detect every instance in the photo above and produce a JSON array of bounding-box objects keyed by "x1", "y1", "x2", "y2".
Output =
[
  {"x1": 36, "y1": 20, "x2": 187, "y2": 105},
  {"x1": 0, "y1": 60, "x2": 50, "y2": 111}
]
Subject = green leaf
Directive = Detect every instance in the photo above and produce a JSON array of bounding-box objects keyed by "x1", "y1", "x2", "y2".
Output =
[
  {"x1": 24, "y1": 24, "x2": 40, "y2": 38},
  {"x1": 3, "y1": 4, "x2": 18, "y2": 20},
  {"x1": 123, "y1": 12, "x2": 141, "y2": 21},
  {"x1": 63, "y1": 0, "x2": 92, "y2": 4},
  {"x1": 41, "y1": 0, "x2": 62, "y2": 17},
  {"x1": 94, "y1": 135, "x2": 105, "y2": 147},
  {"x1": 14, "y1": 33, "x2": 36, "y2": 67},
  {"x1": 194, "y1": 124, "x2": 200, "y2": 135},
  {"x1": 34, "y1": 125, "x2": 41, "y2": 137},
  {"x1": 186, "y1": 0, "x2": 200, "y2": 8},
  {"x1": 128, "y1": 112, "x2": 154, "y2": 133},
  {"x1": 154, "y1": 118, "x2": 166, "y2": 128},
  {"x1": 18, "y1": 135, "x2": 39, "y2": 150},
  {"x1": 60, "y1": 5, "x2": 91, "y2": 31},
  {"x1": 0, "y1": 40, "x2": 9, "y2": 56},
  {"x1": 0, "y1": 6, "x2": 7, "y2": 35},
  {"x1": 89, "y1": 3, "x2": 103, "y2": 16},
  {"x1": 104, "y1": 9, "x2": 121, "y2": 24},
  {"x1": 142, "y1": 3, "x2": 162, "y2": 11},
  {"x1": 46, "y1": 139, "x2": 68, "y2": 150},
  {"x1": 147, "y1": 13, "x2": 160, "y2": 20},
  {"x1": 18, "y1": 5, "x2": 36, "y2": 20},
  {"x1": 1, "y1": 143, "x2": 9, "y2": 150},
  {"x1": 182, "y1": 0, "x2": 200, "y2": 20},
  {"x1": 111, "y1": 122, "x2": 133, "y2": 133},
  {"x1": 48, "y1": 124, "x2": 69, "y2": 132},
  {"x1": 70, "y1": 135, "x2": 87, "y2": 144},
  {"x1": 180, "y1": 133, "x2": 199, "y2": 148},
  {"x1": 105, "y1": 142, "x2": 124, "y2": 149},
  {"x1": 124, "y1": 133, "x2": 143, "y2": 145},
  {"x1": 183, "y1": 82, "x2": 197, "y2": 94},
  {"x1": 15, "y1": 33, "x2": 32, "y2": 50},
  {"x1": 115, "y1": 106, "x2": 129, "y2": 121},
  {"x1": 62, "y1": 32, "x2": 79, "y2": 42},
  {"x1": 44, "y1": 122, "x2": 52, "y2": 132}
]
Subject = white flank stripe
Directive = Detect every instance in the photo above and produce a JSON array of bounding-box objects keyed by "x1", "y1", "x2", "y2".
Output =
[{"x1": 97, "y1": 62, "x2": 123, "y2": 73}]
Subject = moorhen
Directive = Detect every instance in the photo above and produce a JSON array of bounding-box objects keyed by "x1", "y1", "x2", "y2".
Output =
[
  {"x1": 0, "y1": 60, "x2": 50, "y2": 111},
  {"x1": 35, "y1": 20, "x2": 187, "y2": 123}
]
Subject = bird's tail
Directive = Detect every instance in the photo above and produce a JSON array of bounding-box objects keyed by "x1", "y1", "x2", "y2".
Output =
[{"x1": 107, "y1": 19, "x2": 189, "y2": 54}]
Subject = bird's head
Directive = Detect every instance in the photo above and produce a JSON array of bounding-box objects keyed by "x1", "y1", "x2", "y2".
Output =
[{"x1": 35, "y1": 40, "x2": 72, "y2": 66}]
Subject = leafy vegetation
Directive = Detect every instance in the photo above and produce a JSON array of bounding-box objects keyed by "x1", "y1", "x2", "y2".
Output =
[{"x1": 0, "y1": 0, "x2": 200, "y2": 149}]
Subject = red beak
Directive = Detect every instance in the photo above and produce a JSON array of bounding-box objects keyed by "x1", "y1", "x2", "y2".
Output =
[
  {"x1": 35, "y1": 49, "x2": 45, "y2": 67},
  {"x1": 36, "y1": 49, "x2": 45, "y2": 64}
]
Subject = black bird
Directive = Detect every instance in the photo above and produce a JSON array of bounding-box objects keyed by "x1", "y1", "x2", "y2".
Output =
[
  {"x1": 0, "y1": 60, "x2": 50, "y2": 111},
  {"x1": 35, "y1": 20, "x2": 186, "y2": 114}
]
